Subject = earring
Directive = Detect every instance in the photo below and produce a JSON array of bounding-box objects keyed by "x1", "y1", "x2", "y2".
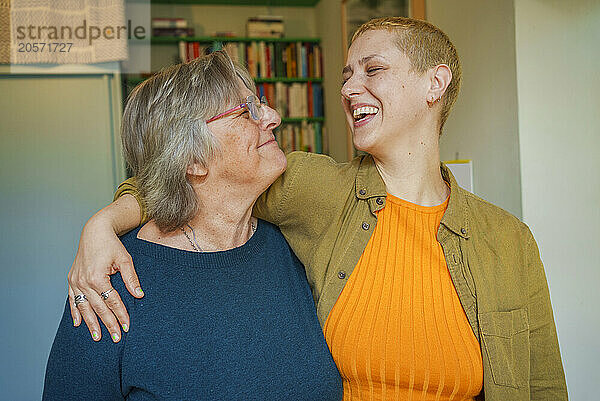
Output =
[{"x1": 427, "y1": 96, "x2": 441, "y2": 108}]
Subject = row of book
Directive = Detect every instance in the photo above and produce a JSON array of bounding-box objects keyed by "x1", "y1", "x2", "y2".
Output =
[
  {"x1": 257, "y1": 82, "x2": 323, "y2": 118},
  {"x1": 275, "y1": 122, "x2": 323, "y2": 154},
  {"x1": 247, "y1": 16, "x2": 284, "y2": 38},
  {"x1": 152, "y1": 18, "x2": 194, "y2": 37},
  {"x1": 178, "y1": 41, "x2": 322, "y2": 79}
]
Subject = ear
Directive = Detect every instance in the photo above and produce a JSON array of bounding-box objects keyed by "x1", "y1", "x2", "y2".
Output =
[
  {"x1": 426, "y1": 64, "x2": 452, "y2": 106},
  {"x1": 186, "y1": 162, "x2": 208, "y2": 178}
]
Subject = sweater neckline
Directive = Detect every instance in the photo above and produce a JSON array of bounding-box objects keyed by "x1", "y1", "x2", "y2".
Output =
[{"x1": 124, "y1": 220, "x2": 267, "y2": 269}]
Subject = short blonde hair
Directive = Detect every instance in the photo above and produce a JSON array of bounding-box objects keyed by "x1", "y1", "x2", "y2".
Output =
[
  {"x1": 353, "y1": 17, "x2": 461, "y2": 135},
  {"x1": 122, "y1": 51, "x2": 255, "y2": 232}
]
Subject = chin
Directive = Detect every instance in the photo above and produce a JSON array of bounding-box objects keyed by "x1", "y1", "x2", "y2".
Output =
[
  {"x1": 266, "y1": 147, "x2": 287, "y2": 175},
  {"x1": 274, "y1": 148, "x2": 287, "y2": 173},
  {"x1": 259, "y1": 155, "x2": 287, "y2": 191},
  {"x1": 352, "y1": 131, "x2": 376, "y2": 155}
]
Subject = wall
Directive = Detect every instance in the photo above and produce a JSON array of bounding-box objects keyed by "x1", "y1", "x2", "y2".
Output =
[
  {"x1": 427, "y1": 0, "x2": 523, "y2": 218},
  {"x1": 0, "y1": 69, "x2": 124, "y2": 400},
  {"x1": 514, "y1": 1, "x2": 600, "y2": 399}
]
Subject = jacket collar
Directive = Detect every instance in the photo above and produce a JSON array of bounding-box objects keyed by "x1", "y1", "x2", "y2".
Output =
[
  {"x1": 355, "y1": 155, "x2": 387, "y2": 199},
  {"x1": 439, "y1": 163, "x2": 470, "y2": 239},
  {"x1": 355, "y1": 155, "x2": 470, "y2": 239}
]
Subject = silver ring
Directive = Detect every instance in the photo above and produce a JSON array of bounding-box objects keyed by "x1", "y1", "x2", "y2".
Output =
[
  {"x1": 74, "y1": 294, "x2": 87, "y2": 307},
  {"x1": 100, "y1": 288, "x2": 114, "y2": 300}
]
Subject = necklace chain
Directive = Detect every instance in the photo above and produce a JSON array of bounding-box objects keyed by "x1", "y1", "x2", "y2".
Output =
[{"x1": 180, "y1": 221, "x2": 256, "y2": 252}]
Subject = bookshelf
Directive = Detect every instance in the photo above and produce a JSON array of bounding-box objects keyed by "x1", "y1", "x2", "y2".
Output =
[
  {"x1": 125, "y1": 34, "x2": 325, "y2": 154},
  {"x1": 150, "y1": 0, "x2": 320, "y2": 6}
]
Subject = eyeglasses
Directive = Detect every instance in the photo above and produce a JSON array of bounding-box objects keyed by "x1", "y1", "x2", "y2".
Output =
[{"x1": 206, "y1": 95, "x2": 268, "y2": 123}]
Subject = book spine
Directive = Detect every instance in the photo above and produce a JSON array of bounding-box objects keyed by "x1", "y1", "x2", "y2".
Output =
[
  {"x1": 268, "y1": 43, "x2": 275, "y2": 78},
  {"x1": 293, "y1": 124, "x2": 300, "y2": 151},
  {"x1": 287, "y1": 44, "x2": 292, "y2": 78},
  {"x1": 238, "y1": 42, "x2": 246, "y2": 69},
  {"x1": 193, "y1": 42, "x2": 200, "y2": 59},
  {"x1": 152, "y1": 28, "x2": 194, "y2": 37},
  {"x1": 296, "y1": 42, "x2": 302, "y2": 78},
  {"x1": 307, "y1": 81, "x2": 313, "y2": 117},
  {"x1": 314, "y1": 122, "x2": 322, "y2": 154},
  {"x1": 267, "y1": 83, "x2": 275, "y2": 110},
  {"x1": 178, "y1": 40, "x2": 187, "y2": 62},
  {"x1": 301, "y1": 43, "x2": 307, "y2": 78},
  {"x1": 314, "y1": 45, "x2": 321, "y2": 78}
]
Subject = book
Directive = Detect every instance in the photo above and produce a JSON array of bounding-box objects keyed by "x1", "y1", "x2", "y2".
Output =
[
  {"x1": 258, "y1": 41, "x2": 266, "y2": 78},
  {"x1": 247, "y1": 16, "x2": 284, "y2": 38},
  {"x1": 152, "y1": 18, "x2": 188, "y2": 29},
  {"x1": 178, "y1": 41, "x2": 187, "y2": 62},
  {"x1": 152, "y1": 28, "x2": 194, "y2": 38}
]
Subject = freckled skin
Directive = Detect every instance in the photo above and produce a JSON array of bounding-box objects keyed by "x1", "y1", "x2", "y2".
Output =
[
  {"x1": 340, "y1": 30, "x2": 431, "y2": 157},
  {"x1": 206, "y1": 81, "x2": 286, "y2": 194}
]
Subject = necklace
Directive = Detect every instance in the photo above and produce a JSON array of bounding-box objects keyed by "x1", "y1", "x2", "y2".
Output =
[{"x1": 180, "y1": 220, "x2": 257, "y2": 252}]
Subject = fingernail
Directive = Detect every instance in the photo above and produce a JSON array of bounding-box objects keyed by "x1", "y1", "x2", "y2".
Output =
[
  {"x1": 92, "y1": 331, "x2": 100, "y2": 341},
  {"x1": 111, "y1": 332, "x2": 120, "y2": 342},
  {"x1": 135, "y1": 287, "x2": 144, "y2": 297},
  {"x1": 73, "y1": 317, "x2": 79, "y2": 326},
  {"x1": 122, "y1": 324, "x2": 129, "y2": 332}
]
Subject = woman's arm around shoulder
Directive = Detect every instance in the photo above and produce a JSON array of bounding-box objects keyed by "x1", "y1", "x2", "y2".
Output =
[{"x1": 254, "y1": 151, "x2": 357, "y2": 226}]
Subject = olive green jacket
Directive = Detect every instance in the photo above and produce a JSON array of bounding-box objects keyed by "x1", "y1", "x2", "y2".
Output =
[{"x1": 116, "y1": 151, "x2": 567, "y2": 401}]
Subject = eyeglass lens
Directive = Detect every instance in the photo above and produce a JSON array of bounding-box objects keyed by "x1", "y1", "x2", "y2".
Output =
[{"x1": 247, "y1": 95, "x2": 268, "y2": 121}]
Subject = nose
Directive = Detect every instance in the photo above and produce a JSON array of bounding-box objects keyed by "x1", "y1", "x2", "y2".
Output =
[
  {"x1": 258, "y1": 104, "x2": 281, "y2": 131},
  {"x1": 341, "y1": 75, "x2": 362, "y2": 100}
]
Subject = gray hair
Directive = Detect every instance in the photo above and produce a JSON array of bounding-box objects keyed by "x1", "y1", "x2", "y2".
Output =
[{"x1": 121, "y1": 50, "x2": 255, "y2": 232}]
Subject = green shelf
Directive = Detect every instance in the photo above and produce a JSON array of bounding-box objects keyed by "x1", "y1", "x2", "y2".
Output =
[
  {"x1": 151, "y1": 0, "x2": 320, "y2": 6},
  {"x1": 151, "y1": 36, "x2": 320, "y2": 44}
]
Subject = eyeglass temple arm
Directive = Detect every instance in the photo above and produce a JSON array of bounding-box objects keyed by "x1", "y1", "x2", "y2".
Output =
[{"x1": 205, "y1": 103, "x2": 245, "y2": 123}]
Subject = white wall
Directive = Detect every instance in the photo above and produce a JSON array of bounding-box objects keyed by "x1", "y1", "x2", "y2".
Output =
[
  {"x1": 427, "y1": 0, "x2": 523, "y2": 218},
  {"x1": 514, "y1": 1, "x2": 600, "y2": 399}
]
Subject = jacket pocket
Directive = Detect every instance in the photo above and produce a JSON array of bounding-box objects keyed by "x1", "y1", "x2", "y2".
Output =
[{"x1": 479, "y1": 309, "x2": 530, "y2": 389}]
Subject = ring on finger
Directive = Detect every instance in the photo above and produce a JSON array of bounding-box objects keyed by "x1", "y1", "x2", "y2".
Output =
[
  {"x1": 100, "y1": 288, "x2": 114, "y2": 300},
  {"x1": 74, "y1": 294, "x2": 87, "y2": 307}
]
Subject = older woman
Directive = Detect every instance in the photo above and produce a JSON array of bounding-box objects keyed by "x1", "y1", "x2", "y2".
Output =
[
  {"x1": 43, "y1": 51, "x2": 342, "y2": 400},
  {"x1": 65, "y1": 18, "x2": 566, "y2": 401}
]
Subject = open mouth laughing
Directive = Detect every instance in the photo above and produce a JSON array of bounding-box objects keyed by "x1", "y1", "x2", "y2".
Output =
[{"x1": 352, "y1": 105, "x2": 379, "y2": 127}]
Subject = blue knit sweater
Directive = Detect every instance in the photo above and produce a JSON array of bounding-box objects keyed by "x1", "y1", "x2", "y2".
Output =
[{"x1": 43, "y1": 220, "x2": 342, "y2": 400}]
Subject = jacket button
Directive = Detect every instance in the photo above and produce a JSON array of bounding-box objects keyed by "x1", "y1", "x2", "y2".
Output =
[
  {"x1": 461, "y1": 228, "x2": 467, "y2": 235},
  {"x1": 338, "y1": 271, "x2": 346, "y2": 279},
  {"x1": 376, "y1": 197, "x2": 384, "y2": 205},
  {"x1": 362, "y1": 222, "x2": 370, "y2": 230},
  {"x1": 359, "y1": 189, "x2": 366, "y2": 196}
]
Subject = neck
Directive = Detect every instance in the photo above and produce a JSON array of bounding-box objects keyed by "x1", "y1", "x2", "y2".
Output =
[
  {"x1": 185, "y1": 204, "x2": 256, "y2": 251},
  {"x1": 372, "y1": 126, "x2": 449, "y2": 206},
  {"x1": 186, "y1": 183, "x2": 258, "y2": 251},
  {"x1": 138, "y1": 183, "x2": 259, "y2": 252}
]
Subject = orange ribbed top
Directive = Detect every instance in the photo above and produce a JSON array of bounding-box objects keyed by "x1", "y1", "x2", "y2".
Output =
[{"x1": 324, "y1": 193, "x2": 483, "y2": 401}]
